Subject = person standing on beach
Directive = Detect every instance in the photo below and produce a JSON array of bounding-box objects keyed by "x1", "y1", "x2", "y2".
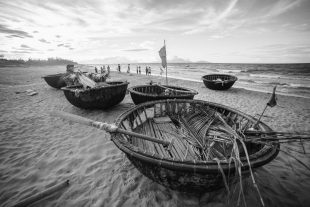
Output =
[
  {"x1": 160, "y1": 67, "x2": 164, "y2": 76},
  {"x1": 136, "y1": 66, "x2": 139, "y2": 74},
  {"x1": 127, "y1": 64, "x2": 130, "y2": 73},
  {"x1": 101, "y1": 65, "x2": 106, "y2": 73},
  {"x1": 148, "y1": 66, "x2": 151, "y2": 75},
  {"x1": 145, "y1": 66, "x2": 148, "y2": 75},
  {"x1": 107, "y1": 65, "x2": 110, "y2": 74},
  {"x1": 139, "y1": 66, "x2": 141, "y2": 74},
  {"x1": 95, "y1": 67, "x2": 98, "y2": 73},
  {"x1": 118, "y1": 64, "x2": 121, "y2": 72}
]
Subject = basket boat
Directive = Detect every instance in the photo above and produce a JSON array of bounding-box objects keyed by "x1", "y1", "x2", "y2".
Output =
[
  {"x1": 202, "y1": 74, "x2": 237, "y2": 90},
  {"x1": 42, "y1": 73, "x2": 67, "y2": 89},
  {"x1": 111, "y1": 99, "x2": 279, "y2": 192},
  {"x1": 62, "y1": 81, "x2": 129, "y2": 109},
  {"x1": 128, "y1": 85, "x2": 198, "y2": 105}
]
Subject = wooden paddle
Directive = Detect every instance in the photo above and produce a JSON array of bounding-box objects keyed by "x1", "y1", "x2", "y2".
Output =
[
  {"x1": 51, "y1": 111, "x2": 173, "y2": 149},
  {"x1": 154, "y1": 84, "x2": 198, "y2": 95}
]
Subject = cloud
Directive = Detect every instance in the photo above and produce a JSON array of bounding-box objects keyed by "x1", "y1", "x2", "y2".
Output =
[
  {"x1": 57, "y1": 43, "x2": 72, "y2": 49},
  {"x1": 264, "y1": 0, "x2": 302, "y2": 18},
  {"x1": 169, "y1": 56, "x2": 191, "y2": 63},
  {"x1": 0, "y1": 24, "x2": 33, "y2": 38},
  {"x1": 122, "y1": 48, "x2": 149, "y2": 52},
  {"x1": 80, "y1": 56, "x2": 136, "y2": 64},
  {"x1": 38, "y1": 38, "x2": 50, "y2": 43},
  {"x1": 6, "y1": 34, "x2": 25, "y2": 38},
  {"x1": 21, "y1": 44, "x2": 31, "y2": 48},
  {"x1": 10, "y1": 44, "x2": 39, "y2": 54}
]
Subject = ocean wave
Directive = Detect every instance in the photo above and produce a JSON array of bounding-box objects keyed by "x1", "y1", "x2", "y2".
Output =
[
  {"x1": 216, "y1": 69, "x2": 242, "y2": 73},
  {"x1": 249, "y1": 74, "x2": 281, "y2": 79},
  {"x1": 285, "y1": 83, "x2": 310, "y2": 90}
]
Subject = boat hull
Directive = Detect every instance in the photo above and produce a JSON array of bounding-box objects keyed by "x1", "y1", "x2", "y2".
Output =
[
  {"x1": 202, "y1": 74, "x2": 237, "y2": 90},
  {"x1": 42, "y1": 73, "x2": 66, "y2": 89},
  {"x1": 112, "y1": 99, "x2": 279, "y2": 192},
  {"x1": 62, "y1": 81, "x2": 129, "y2": 109},
  {"x1": 128, "y1": 85, "x2": 198, "y2": 105}
]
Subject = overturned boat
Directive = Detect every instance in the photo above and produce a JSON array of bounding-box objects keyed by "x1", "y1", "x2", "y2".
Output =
[{"x1": 128, "y1": 84, "x2": 198, "y2": 105}]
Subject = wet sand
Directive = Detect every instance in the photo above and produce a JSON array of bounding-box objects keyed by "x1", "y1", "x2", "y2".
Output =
[{"x1": 0, "y1": 65, "x2": 309, "y2": 207}]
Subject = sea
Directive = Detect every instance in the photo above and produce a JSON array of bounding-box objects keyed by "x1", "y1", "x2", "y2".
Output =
[{"x1": 85, "y1": 63, "x2": 310, "y2": 98}]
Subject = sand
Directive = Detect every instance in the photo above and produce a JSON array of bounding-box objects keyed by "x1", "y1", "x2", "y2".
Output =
[{"x1": 0, "y1": 65, "x2": 309, "y2": 207}]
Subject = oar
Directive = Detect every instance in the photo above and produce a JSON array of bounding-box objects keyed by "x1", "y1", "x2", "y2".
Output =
[
  {"x1": 155, "y1": 84, "x2": 198, "y2": 95},
  {"x1": 51, "y1": 111, "x2": 173, "y2": 149},
  {"x1": 244, "y1": 130, "x2": 310, "y2": 141}
]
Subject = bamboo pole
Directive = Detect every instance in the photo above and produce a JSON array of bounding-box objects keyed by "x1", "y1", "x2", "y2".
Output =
[
  {"x1": 164, "y1": 40, "x2": 168, "y2": 86},
  {"x1": 51, "y1": 111, "x2": 171, "y2": 147},
  {"x1": 155, "y1": 84, "x2": 198, "y2": 95}
]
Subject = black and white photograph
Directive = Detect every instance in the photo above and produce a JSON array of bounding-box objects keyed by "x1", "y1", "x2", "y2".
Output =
[{"x1": 0, "y1": 0, "x2": 309, "y2": 206}]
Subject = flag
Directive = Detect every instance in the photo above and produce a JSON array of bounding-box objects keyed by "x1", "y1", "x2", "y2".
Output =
[
  {"x1": 267, "y1": 86, "x2": 277, "y2": 107},
  {"x1": 159, "y1": 46, "x2": 167, "y2": 68}
]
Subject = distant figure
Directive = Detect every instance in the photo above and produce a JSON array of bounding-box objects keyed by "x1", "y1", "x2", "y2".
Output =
[
  {"x1": 139, "y1": 66, "x2": 141, "y2": 74},
  {"x1": 148, "y1": 66, "x2": 151, "y2": 75},
  {"x1": 160, "y1": 67, "x2": 164, "y2": 76},
  {"x1": 95, "y1": 67, "x2": 98, "y2": 73},
  {"x1": 127, "y1": 64, "x2": 130, "y2": 73},
  {"x1": 145, "y1": 66, "x2": 148, "y2": 75},
  {"x1": 136, "y1": 66, "x2": 139, "y2": 74},
  {"x1": 118, "y1": 64, "x2": 121, "y2": 72},
  {"x1": 101, "y1": 65, "x2": 106, "y2": 73},
  {"x1": 107, "y1": 65, "x2": 110, "y2": 74}
]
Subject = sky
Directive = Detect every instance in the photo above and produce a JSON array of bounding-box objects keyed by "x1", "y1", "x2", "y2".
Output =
[{"x1": 0, "y1": 0, "x2": 310, "y2": 64}]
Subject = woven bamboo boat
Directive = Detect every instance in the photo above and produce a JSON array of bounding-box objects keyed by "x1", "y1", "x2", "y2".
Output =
[
  {"x1": 202, "y1": 74, "x2": 237, "y2": 90},
  {"x1": 42, "y1": 73, "x2": 67, "y2": 89},
  {"x1": 111, "y1": 99, "x2": 279, "y2": 192},
  {"x1": 62, "y1": 81, "x2": 129, "y2": 109},
  {"x1": 128, "y1": 85, "x2": 198, "y2": 105}
]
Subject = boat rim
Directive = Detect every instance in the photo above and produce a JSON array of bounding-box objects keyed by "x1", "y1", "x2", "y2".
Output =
[
  {"x1": 201, "y1": 74, "x2": 238, "y2": 81},
  {"x1": 111, "y1": 99, "x2": 279, "y2": 173},
  {"x1": 127, "y1": 84, "x2": 198, "y2": 97},
  {"x1": 61, "y1": 81, "x2": 129, "y2": 92},
  {"x1": 42, "y1": 73, "x2": 65, "y2": 78}
]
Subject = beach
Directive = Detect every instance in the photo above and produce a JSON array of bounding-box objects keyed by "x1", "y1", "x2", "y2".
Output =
[{"x1": 0, "y1": 65, "x2": 310, "y2": 207}]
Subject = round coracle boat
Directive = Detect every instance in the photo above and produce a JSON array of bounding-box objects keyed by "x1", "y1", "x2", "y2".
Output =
[
  {"x1": 62, "y1": 81, "x2": 129, "y2": 109},
  {"x1": 111, "y1": 99, "x2": 279, "y2": 192},
  {"x1": 128, "y1": 84, "x2": 198, "y2": 105},
  {"x1": 42, "y1": 73, "x2": 67, "y2": 89},
  {"x1": 202, "y1": 74, "x2": 238, "y2": 90}
]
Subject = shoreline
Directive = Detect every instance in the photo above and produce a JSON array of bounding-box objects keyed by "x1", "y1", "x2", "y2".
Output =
[{"x1": 112, "y1": 71, "x2": 310, "y2": 100}]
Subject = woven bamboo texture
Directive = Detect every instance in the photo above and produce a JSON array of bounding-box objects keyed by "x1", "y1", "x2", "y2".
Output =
[
  {"x1": 62, "y1": 81, "x2": 128, "y2": 109},
  {"x1": 111, "y1": 99, "x2": 279, "y2": 192},
  {"x1": 202, "y1": 74, "x2": 237, "y2": 90},
  {"x1": 128, "y1": 85, "x2": 198, "y2": 105}
]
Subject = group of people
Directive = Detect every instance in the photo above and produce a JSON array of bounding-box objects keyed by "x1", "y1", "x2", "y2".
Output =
[
  {"x1": 115, "y1": 64, "x2": 152, "y2": 76},
  {"x1": 145, "y1": 66, "x2": 151, "y2": 75},
  {"x1": 95, "y1": 65, "x2": 111, "y2": 74}
]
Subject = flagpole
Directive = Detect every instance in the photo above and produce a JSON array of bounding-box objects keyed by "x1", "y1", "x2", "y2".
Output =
[{"x1": 165, "y1": 40, "x2": 168, "y2": 85}]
